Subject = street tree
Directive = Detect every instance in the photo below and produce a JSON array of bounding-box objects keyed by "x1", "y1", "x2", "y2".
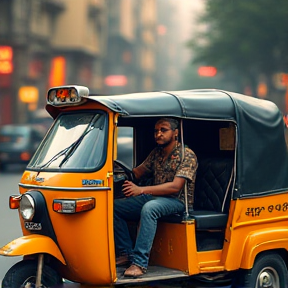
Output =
[{"x1": 187, "y1": 0, "x2": 288, "y2": 97}]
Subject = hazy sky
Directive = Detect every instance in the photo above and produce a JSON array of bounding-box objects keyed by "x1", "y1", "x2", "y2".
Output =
[{"x1": 175, "y1": 1, "x2": 206, "y2": 62}]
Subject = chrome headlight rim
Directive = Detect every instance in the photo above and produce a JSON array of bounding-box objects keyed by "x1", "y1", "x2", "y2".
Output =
[{"x1": 20, "y1": 194, "x2": 35, "y2": 221}]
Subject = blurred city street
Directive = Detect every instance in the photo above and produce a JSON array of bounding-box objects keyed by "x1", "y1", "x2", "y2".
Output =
[{"x1": 1, "y1": 0, "x2": 288, "y2": 287}]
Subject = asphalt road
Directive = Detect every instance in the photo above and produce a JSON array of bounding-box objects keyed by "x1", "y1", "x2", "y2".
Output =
[{"x1": 0, "y1": 166, "x2": 24, "y2": 282}]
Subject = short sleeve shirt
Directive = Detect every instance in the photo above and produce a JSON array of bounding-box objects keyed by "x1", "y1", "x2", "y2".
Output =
[{"x1": 140, "y1": 143, "x2": 198, "y2": 206}]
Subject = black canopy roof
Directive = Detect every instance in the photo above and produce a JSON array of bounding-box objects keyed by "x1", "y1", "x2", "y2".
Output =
[{"x1": 47, "y1": 89, "x2": 288, "y2": 198}]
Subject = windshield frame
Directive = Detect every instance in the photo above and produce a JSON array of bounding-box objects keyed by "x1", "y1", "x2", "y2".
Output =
[{"x1": 27, "y1": 110, "x2": 109, "y2": 173}]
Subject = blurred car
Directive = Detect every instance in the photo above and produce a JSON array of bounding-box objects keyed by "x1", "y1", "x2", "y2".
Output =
[{"x1": 0, "y1": 124, "x2": 45, "y2": 170}]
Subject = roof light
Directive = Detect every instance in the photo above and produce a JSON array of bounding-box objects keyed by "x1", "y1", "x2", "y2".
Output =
[
  {"x1": 47, "y1": 85, "x2": 89, "y2": 106},
  {"x1": 53, "y1": 198, "x2": 95, "y2": 214}
]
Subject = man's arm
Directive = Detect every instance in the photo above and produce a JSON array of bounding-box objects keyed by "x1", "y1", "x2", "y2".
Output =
[
  {"x1": 132, "y1": 164, "x2": 148, "y2": 180},
  {"x1": 122, "y1": 176, "x2": 186, "y2": 197}
]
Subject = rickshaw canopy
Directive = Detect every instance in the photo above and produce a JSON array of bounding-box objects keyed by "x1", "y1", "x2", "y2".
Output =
[{"x1": 46, "y1": 89, "x2": 288, "y2": 199}]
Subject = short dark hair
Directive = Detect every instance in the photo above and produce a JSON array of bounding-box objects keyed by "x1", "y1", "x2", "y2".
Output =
[{"x1": 156, "y1": 118, "x2": 179, "y2": 131}]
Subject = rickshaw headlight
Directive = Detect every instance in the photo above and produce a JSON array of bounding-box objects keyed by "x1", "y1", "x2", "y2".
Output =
[{"x1": 20, "y1": 194, "x2": 35, "y2": 221}]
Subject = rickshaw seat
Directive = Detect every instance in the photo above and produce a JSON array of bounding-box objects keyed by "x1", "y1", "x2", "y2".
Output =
[
  {"x1": 160, "y1": 156, "x2": 233, "y2": 230},
  {"x1": 189, "y1": 210, "x2": 228, "y2": 229}
]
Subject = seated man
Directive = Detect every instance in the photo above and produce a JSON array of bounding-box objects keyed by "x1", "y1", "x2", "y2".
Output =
[{"x1": 114, "y1": 118, "x2": 198, "y2": 277}]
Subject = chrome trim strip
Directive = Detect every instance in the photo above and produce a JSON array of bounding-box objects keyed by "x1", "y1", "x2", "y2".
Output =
[{"x1": 18, "y1": 183, "x2": 111, "y2": 191}]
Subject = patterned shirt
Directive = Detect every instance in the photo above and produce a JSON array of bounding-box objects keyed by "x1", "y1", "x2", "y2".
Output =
[{"x1": 140, "y1": 143, "x2": 198, "y2": 206}]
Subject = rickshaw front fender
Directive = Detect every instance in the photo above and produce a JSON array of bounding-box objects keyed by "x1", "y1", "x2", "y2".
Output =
[
  {"x1": 0, "y1": 234, "x2": 66, "y2": 265},
  {"x1": 239, "y1": 227, "x2": 288, "y2": 269}
]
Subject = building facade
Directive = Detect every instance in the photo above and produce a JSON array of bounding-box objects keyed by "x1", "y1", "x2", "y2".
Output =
[{"x1": 0, "y1": 0, "x2": 180, "y2": 124}]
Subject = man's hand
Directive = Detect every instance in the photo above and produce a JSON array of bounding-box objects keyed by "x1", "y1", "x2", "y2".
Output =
[{"x1": 122, "y1": 180, "x2": 142, "y2": 197}]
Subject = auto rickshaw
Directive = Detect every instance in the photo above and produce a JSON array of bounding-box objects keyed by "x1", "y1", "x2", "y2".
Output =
[{"x1": 1, "y1": 86, "x2": 288, "y2": 288}]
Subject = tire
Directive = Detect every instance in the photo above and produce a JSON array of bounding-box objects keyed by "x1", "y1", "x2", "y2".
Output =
[
  {"x1": 2, "y1": 259, "x2": 63, "y2": 288},
  {"x1": 235, "y1": 252, "x2": 288, "y2": 288}
]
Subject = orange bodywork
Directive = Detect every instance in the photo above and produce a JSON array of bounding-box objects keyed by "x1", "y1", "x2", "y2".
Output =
[{"x1": 9, "y1": 106, "x2": 119, "y2": 285}]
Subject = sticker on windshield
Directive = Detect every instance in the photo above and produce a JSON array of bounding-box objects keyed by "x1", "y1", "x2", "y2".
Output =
[{"x1": 82, "y1": 179, "x2": 103, "y2": 186}]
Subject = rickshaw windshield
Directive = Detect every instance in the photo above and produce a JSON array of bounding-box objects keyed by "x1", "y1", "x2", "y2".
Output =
[{"x1": 28, "y1": 111, "x2": 107, "y2": 171}]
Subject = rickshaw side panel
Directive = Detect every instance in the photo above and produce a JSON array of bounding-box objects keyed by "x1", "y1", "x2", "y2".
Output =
[
  {"x1": 224, "y1": 193, "x2": 288, "y2": 271},
  {"x1": 150, "y1": 221, "x2": 200, "y2": 275}
]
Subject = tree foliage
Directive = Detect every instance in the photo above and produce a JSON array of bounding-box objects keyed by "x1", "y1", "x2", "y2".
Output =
[{"x1": 188, "y1": 0, "x2": 288, "y2": 93}]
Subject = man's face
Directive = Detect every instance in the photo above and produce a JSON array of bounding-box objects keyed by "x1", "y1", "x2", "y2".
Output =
[{"x1": 154, "y1": 121, "x2": 175, "y2": 147}]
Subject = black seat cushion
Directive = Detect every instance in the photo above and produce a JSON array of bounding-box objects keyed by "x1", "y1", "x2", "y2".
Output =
[
  {"x1": 189, "y1": 210, "x2": 228, "y2": 229},
  {"x1": 159, "y1": 157, "x2": 233, "y2": 230},
  {"x1": 159, "y1": 210, "x2": 228, "y2": 229},
  {"x1": 193, "y1": 157, "x2": 233, "y2": 212}
]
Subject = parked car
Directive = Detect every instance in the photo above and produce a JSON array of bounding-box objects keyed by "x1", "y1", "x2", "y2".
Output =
[{"x1": 0, "y1": 124, "x2": 45, "y2": 170}]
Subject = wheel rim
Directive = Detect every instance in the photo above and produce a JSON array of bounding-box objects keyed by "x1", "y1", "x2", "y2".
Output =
[
  {"x1": 22, "y1": 276, "x2": 36, "y2": 288},
  {"x1": 22, "y1": 276, "x2": 47, "y2": 288},
  {"x1": 256, "y1": 267, "x2": 280, "y2": 288}
]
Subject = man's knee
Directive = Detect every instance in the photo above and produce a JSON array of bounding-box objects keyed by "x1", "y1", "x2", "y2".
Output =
[{"x1": 141, "y1": 201, "x2": 162, "y2": 219}]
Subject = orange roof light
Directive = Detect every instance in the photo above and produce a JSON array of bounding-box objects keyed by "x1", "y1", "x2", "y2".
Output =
[{"x1": 47, "y1": 85, "x2": 89, "y2": 106}]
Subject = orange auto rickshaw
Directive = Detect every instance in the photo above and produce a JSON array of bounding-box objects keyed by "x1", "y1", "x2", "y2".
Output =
[{"x1": 1, "y1": 86, "x2": 288, "y2": 288}]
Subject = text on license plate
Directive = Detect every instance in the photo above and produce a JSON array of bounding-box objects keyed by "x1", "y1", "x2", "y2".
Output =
[{"x1": 25, "y1": 222, "x2": 42, "y2": 231}]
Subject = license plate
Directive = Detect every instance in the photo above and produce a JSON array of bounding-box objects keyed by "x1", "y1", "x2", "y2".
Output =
[{"x1": 25, "y1": 222, "x2": 42, "y2": 231}]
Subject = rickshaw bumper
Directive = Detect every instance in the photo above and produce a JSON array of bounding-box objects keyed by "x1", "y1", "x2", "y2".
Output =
[{"x1": 0, "y1": 234, "x2": 66, "y2": 265}]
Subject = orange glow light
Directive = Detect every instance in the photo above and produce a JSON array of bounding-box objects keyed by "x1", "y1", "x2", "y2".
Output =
[
  {"x1": 21, "y1": 152, "x2": 31, "y2": 161},
  {"x1": 49, "y1": 56, "x2": 66, "y2": 87},
  {"x1": 0, "y1": 46, "x2": 13, "y2": 74},
  {"x1": 198, "y1": 66, "x2": 217, "y2": 77},
  {"x1": 0, "y1": 46, "x2": 13, "y2": 61},
  {"x1": 0, "y1": 61, "x2": 13, "y2": 74},
  {"x1": 105, "y1": 75, "x2": 127, "y2": 87}
]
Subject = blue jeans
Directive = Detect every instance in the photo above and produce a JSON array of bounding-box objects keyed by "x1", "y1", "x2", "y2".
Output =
[{"x1": 114, "y1": 194, "x2": 185, "y2": 269}]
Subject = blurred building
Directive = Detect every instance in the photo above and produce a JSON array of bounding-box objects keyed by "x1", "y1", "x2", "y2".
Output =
[
  {"x1": 155, "y1": 0, "x2": 193, "y2": 91},
  {"x1": 134, "y1": 0, "x2": 157, "y2": 93},
  {"x1": 104, "y1": 0, "x2": 156, "y2": 94},
  {"x1": 0, "y1": 0, "x2": 106, "y2": 124},
  {"x1": 0, "y1": 0, "x2": 182, "y2": 125}
]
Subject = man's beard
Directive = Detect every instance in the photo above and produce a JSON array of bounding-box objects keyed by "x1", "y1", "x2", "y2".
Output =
[{"x1": 157, "y1": 141, "x2": 170, "y2": 148}]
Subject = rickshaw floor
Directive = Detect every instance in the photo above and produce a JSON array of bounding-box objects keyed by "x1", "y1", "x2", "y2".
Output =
[{"x1": 116, "y1": 265, "x2": 188, "y2": 284}]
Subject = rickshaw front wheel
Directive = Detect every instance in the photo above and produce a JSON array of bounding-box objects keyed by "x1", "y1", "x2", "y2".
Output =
[
  {"x1": 2, "y1": 259, "x2": 63, "y2": 288},
  {"x1": 235, "y1": 252, "x2": 288, "y2": 288}
]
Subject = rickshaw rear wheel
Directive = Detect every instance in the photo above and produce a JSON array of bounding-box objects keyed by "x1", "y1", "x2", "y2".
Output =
[
  {"x1": 235, "y1": 252, "x2": 288, "y2": 288},
  {"x1": 2, "y1": 259, "x2": 63, "y2": 288}
]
